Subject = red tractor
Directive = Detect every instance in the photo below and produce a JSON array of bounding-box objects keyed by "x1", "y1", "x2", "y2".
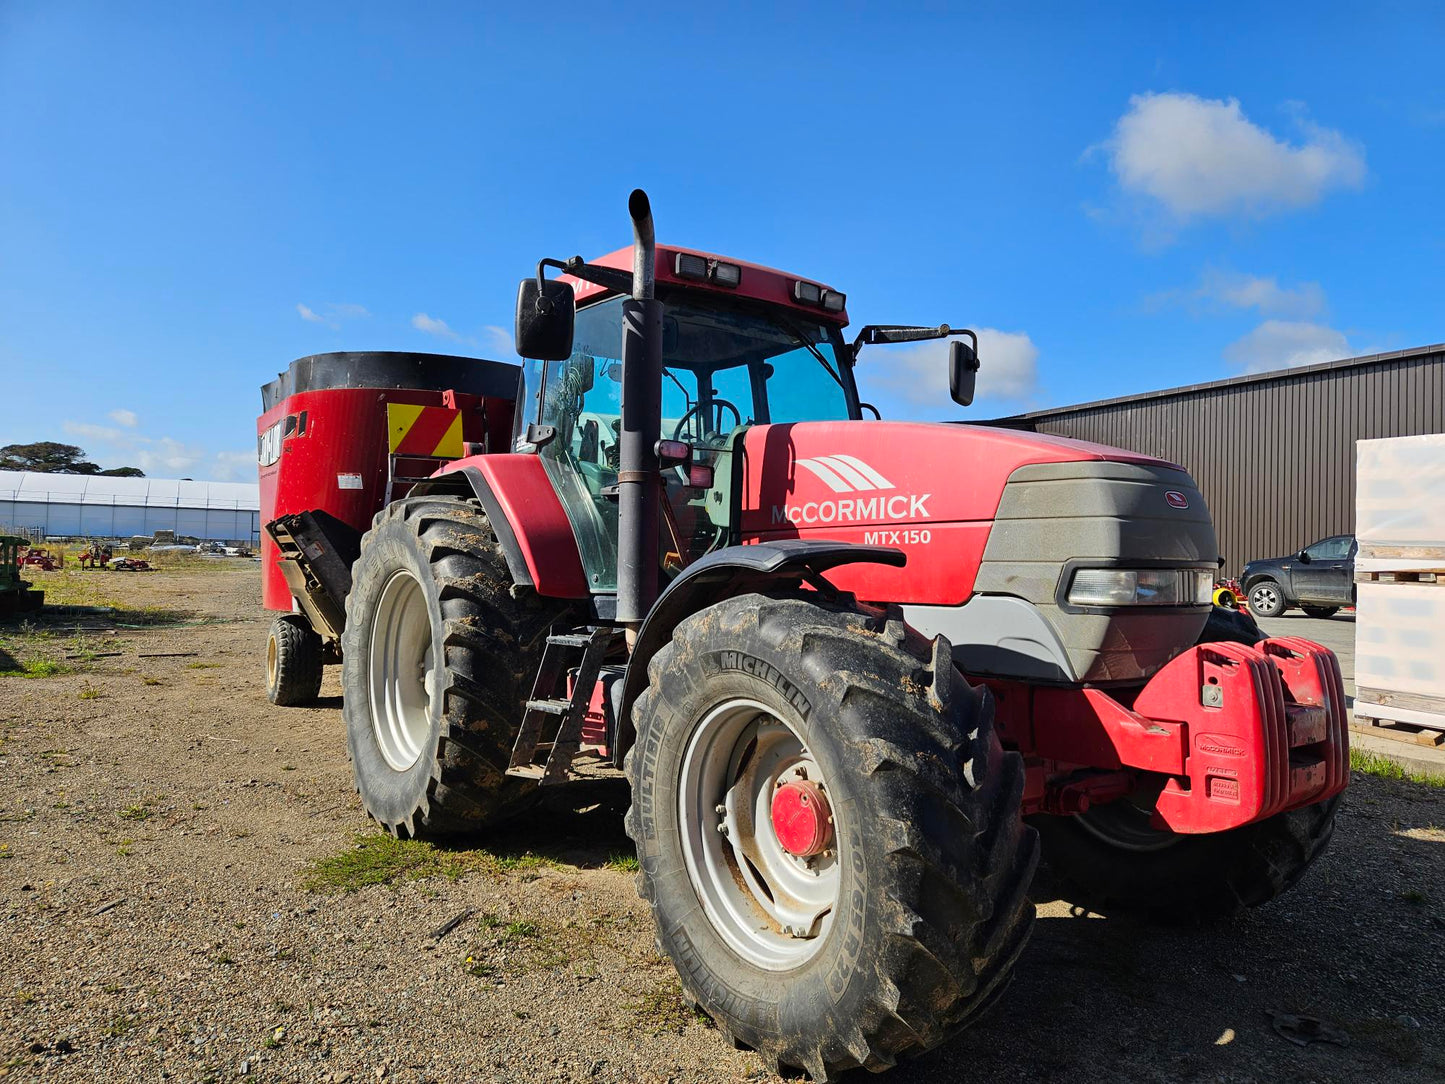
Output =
[{"x1": 258, "y1": 192, "x2": 1346, "y2": 1079}]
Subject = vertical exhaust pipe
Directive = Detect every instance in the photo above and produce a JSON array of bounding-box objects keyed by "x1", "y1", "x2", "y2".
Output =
[{"x1": 616, "y1": 189, "x2": 661, "y2": 631}]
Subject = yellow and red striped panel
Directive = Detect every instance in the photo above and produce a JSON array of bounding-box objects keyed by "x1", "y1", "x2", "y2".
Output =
[{"x1": 386, "y1": 403, "x2": 465, "y2": 458}]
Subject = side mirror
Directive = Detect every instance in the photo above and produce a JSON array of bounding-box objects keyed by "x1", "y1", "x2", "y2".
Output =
[
  {"x1": 949, "y1": 338, "x2": 980, "y2": 406},
  {"x1": 515, "y1": 277, "x2": 576, "y2": 361},
  {"x1": 1297, "y1": 549, "x2": 1311, "y2": 564}
]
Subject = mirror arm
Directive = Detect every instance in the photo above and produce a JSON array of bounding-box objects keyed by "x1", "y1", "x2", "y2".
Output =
[
  {"x1": 533, "y1": 258, "x2": 635, "y2": 300},
  {"x1": 851, "y1": 324, "x2": 971, "y2": 353}
]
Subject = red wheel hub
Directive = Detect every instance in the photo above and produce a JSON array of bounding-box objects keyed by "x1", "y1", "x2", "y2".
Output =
[{"x1": 770, "y1": 780, "x2": 833, "y2": 857}]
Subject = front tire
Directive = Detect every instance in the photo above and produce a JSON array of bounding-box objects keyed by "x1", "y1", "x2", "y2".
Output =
[
  {"x1": 625, "y1": 595, "x2": 1036, "y2": 1079},
  {"x1": 266, "y1": 614, "x2": 323, "y2": 706},
  {"x1": 1032, "y1": 795, "x2": 1340, "y2": 921},
  {"x1": 341, "y1": 495, "x2": 577, "y2": 837},
  {"x1": 1247, "y1": 579, "x2": 1288, "y2": 617}
]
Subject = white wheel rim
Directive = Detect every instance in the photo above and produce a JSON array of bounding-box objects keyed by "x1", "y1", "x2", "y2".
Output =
[
  {"x1": 677, "y1": 697, "x2": 840, "y2": 971},
  {"x1": 368, "y1": 570, "x2": 437, "y2": 772},
  {"x1": 1252, "y1": 585, "x2": 1278, "y2": 611}
]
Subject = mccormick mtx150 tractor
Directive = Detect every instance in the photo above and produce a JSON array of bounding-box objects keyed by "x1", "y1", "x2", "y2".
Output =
[{"x1": 258, "y1": 191, "x2": 1347, "y2": 1079}]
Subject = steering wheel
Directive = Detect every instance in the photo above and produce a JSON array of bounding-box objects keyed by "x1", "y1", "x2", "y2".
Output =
[{"x1": 673, "y1": 398, "x2": 742, "y2": 442}]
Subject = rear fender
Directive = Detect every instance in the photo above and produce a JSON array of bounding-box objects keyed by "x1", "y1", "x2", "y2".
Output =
[
  {"x1": 411, "y1": 456, "x2": 590, "y2": 599},
  {"x1": 614, "y1": 540, "x2": 906, "y2": 762}
]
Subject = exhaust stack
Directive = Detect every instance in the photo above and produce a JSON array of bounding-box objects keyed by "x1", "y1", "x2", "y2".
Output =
[{"x1": 616, "y1": 189, "x2": 662, "y2": 629}]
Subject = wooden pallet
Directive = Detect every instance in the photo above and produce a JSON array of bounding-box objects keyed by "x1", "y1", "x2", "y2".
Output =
[
  {"x1": 1351, "y1": 715, "x2": 1445, "y2": 747},
  {"x1": 1355, "y1": 569, "x2": 1442, "y2": 584}
]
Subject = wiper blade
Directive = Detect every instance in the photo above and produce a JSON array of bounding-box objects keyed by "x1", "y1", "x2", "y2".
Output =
[{"x1": 774, "y1": 316, "x2": 844, "y2": 389}]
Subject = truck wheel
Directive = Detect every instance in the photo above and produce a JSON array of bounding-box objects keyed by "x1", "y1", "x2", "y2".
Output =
[
  {"x1": 1247, "y1": 579, "x2": 1287, "y2": 617},
  {"x1": 341, "y1": 495, "x2": 577, "y2": 837},
  {"x1": 1032, "y1": 793, "x2": 1340, "y2": 921},
  {"x1": 1301, "y1": 605, "x2": 1339, "y2": 619},
  {"x1": 624, "y1": 595, "x2": 1037, "y2": 1079},
  {"x1": 266, "y1": 614, "x2": 323, "y2": 706}
]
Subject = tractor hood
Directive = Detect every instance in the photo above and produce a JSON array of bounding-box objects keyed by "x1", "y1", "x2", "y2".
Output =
[
  {"x1": 739, "y1": 421, "x2": 1180, "y2": 539},
  {"x1": 734, "y1": 422, "x2": 1217, "y2": 684}
]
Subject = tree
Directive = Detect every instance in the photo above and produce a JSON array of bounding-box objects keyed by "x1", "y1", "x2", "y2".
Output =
[{"x1": 0, "y1": 441, "x2": 144, "y2": 477}]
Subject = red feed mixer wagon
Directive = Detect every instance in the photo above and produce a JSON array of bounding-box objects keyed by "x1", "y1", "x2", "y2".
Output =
[{"x1": 258, "y1": 190, "x2": 1347, "y2": 1080}]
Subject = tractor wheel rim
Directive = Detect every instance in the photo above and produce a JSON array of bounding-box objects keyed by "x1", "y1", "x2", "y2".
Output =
[
  {"x1": 368, "y1": 570, "x2": 436, "y2": 772},
  {"x1": 677, "y1": 697, "x2": 839, "y2": 971}
]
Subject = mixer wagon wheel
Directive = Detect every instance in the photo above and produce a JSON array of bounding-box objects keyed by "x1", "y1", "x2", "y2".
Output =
[
  {"x1": 265, "y1": 614, "x2": 323, "y2": 706},
  {"x1": 341, "y1": 495, "x2": 579, "y2": 837},
  {"x1": 624, "y1": 594, "x2": 1037, "y2": 1080}
]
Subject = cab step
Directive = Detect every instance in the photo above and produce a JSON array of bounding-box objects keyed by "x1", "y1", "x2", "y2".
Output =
[{"x1": 507, "y1": 627, "x2": 620, "y2": 785}]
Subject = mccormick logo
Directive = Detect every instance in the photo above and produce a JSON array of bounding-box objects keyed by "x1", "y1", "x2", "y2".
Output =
[
  {"x1": 1165, "y1": 490, "x2": 1190, "y2": 509},
  {"x1": 773, "y1": 455, "x2": 930, "y2": 525},
  {"x1": 795, "y1": 455, "x2": 895, "y2": 492}
]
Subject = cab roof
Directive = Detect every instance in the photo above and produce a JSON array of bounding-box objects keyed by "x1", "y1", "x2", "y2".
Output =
[{"x1": 561, "y1": 245, "x2": 849, "y2": 326}]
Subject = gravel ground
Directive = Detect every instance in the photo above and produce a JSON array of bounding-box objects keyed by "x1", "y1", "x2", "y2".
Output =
[{"x1": 0, "y1": 564, "x2": 1441, "y2": 1083}]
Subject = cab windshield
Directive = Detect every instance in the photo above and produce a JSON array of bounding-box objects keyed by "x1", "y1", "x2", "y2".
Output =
[{"x1": 518, "y1": 293, "x2": 857, "y2": 455}]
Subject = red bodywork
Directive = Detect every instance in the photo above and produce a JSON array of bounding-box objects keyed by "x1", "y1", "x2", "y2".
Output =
[
  {"x1": 257, "y1": 387, "x2": 513, "y2": 612},
  {"x1": 737, "y1": 421, "x2": 1171, "y2": 604}
]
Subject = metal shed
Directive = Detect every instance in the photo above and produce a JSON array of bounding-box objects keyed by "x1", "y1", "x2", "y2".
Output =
[
  {"x1": 0, "y1": 471, "x2": 260, "y2": 543},
  {"x1": 985, "y1": 344, "x2": 1445, "y2": 574}
]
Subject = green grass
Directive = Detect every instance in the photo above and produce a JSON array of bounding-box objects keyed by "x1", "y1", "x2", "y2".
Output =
[
  {"x1": 303, "y1": 834, "x2": 481, "y2": 893},
  {"x1": 1351, "y1": 747, "x2": 1445, "y2": 787},
  {"x1": 118, "y1": 803, "x2": 152, "y2": 822},
  {"x1": 604, "y1": 851, "x2": 639, "y2": 874},
  {"x1": 0, "y1": 658, "x2": 68, "y2": 679}
]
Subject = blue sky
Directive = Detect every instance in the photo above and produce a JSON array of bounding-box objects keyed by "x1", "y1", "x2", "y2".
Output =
[{"x1": 2, "y1": 3, "x2": 1441, "y2": 480}]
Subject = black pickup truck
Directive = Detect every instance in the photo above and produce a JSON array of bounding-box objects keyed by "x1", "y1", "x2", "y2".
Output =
[{"x1": 1241, "y1": 534, "x2": 1356, "y2": 618}]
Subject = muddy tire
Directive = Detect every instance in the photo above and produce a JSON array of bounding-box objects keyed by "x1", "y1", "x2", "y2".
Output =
[
  {"x1": 1032, "y1": 793, "x2": 1340, "y2": 921},
  {"x1": 266, "y1": 614, "x2": 323, "y2": 706},
  {"x1": 624, "y1": 594, "x2": 1037, "y2": 1080},
  {"x1": 341, "y1": 495, "x2": 577, "y2": 837}
]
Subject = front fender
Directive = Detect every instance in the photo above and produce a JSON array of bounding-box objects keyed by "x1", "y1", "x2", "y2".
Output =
[{"x1": 615, "y1": 539, "x2": 905, "y2": 762}]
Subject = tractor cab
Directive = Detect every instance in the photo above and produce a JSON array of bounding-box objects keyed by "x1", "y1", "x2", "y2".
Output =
[
  {"x1": 520, "y1": 289, "x2": 860, "y2": 589},
  {"x1": 514, "y1": 246, "x2": 978, "y2": 594}
]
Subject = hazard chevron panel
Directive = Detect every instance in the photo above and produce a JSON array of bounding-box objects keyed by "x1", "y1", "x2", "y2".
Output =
[{"x1": 387, "y1": 403, "x2": 465, "y2": 458}]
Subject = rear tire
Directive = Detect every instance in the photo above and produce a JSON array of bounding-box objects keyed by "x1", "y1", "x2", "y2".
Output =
[
  {"x1": 1301, "y1": 604, "x2": 1340, "y2": 619},
  {"x1": 341, "y1": 495, "x2": 578, "y2": 837},
  {"x1": 1247, "y1": 579, "x2": 1288, "y2": 617},
  {"x1": 266, "y1": 614, "x2": 323, "y2": 706},
  {"x1": 624, "y1": 595, "x2": 1037, "y2": 1079}
]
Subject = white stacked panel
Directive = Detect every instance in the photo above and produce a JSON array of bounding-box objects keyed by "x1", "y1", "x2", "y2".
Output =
[
  {"x1": 1354, "y1": 434, "x2": 1445, "y2": 729},
  {"x1": 1355, "y1": 433, "x2": 1445, "y2": 573}
]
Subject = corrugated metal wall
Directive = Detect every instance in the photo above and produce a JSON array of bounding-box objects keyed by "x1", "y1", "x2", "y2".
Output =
[{"x1": 996, "y1": 347, "x2": 1445, "y2": 575}]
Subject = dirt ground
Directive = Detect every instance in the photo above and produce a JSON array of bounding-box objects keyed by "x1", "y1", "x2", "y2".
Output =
[{"x1": 0, "y1": 563, "x2": 1441, "y2": 1083}]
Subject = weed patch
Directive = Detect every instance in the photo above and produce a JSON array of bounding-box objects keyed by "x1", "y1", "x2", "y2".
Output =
[{"x1": 1351, "y1": 748, "x2": 1445, "y2": 788}]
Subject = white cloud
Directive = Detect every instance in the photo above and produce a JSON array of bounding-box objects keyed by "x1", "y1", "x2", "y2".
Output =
[
  {"x1": 212, "y1": 450, "x2": 257, "y2": 481},
  {"x1": 1223, "y1": 320, "x2": 1350, "y2": 374},
  {"x1": 108, "y1": 408, "x2": 139, "y2": 428},
  {"x1": 1101, "y1": 92, "x2": 1365, "y2": 220},
  {"x1": 862, "y1": 328, "x2": 1040, "y2": 417},
  {"x1": 411, "y1": 312, "x2": 461, "y2": 341},
  {"x1": 481, "y1": 325, "x2": 514, "y2": 357},
  {"x1": 1150, "y1": 269, "x2": 1327, "y2": 319},
  {"x1": 63, "y1": 421, "x2": 127, "y2": 443},
  {"x1": 298, "y1": 302, "x2": 370, "y2": 329}
]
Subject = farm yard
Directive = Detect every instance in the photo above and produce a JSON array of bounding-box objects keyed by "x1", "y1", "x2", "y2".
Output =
[{"x1": 0, "y1": 561, "x2": 1440, "y2": 1082}]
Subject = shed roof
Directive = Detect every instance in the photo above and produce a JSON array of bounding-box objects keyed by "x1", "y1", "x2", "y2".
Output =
[{"x1": 0, "y1": 471, "x2": 259, "y2": 510}]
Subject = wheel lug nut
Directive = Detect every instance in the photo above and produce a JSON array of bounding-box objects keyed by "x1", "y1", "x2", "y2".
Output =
[
  {"x1": 716, "y1": 823, "x2": 729, "y2": 836},
  {"x1": 714, "y1": 803, "x2": 727, "y2": 815}
]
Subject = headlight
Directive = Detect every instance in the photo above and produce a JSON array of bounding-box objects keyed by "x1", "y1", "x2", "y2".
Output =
[{"x1": 1067, "y1": 568, "x2": 1214, "y2": 608}]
